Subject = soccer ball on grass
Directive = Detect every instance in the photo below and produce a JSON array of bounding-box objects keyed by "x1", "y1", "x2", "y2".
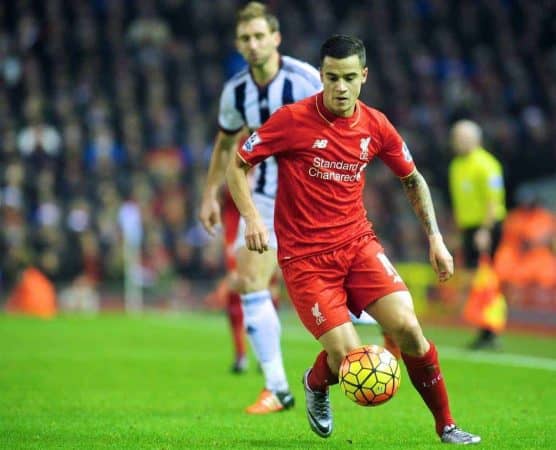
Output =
[{"x1": 338, "y1": 344, "x2": 401, "y2": 407}]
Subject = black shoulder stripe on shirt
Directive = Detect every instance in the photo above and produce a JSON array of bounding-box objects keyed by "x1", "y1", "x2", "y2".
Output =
[
  {"x1": 254, "y1": 160, "x2": 267, "y2": 195},
  {"x1": 282, "y1": 78, "x2": 294, "y2": 105},
  {"x1": 258, "y1": 84, "x2": 270, "y2": 123},
  {"x1": 282, "y1": 63, "x2": 321, "y2": 90},
  {"x1": 234, "y1": 82, "x2": 247, "y2": 123}
]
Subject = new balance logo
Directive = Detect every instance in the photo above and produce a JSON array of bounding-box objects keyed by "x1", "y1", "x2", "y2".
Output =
[
  {"x1": 311, "y1": 302, "x2": 326, "y2": 325},
  {"x1": 312, "y1": 139, "x2": 328, "y2": 149}
]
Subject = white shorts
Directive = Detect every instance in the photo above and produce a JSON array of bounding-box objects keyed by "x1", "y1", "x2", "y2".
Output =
[{"x1": 234, "y1": 193, "x2": 277, "y2": 250}]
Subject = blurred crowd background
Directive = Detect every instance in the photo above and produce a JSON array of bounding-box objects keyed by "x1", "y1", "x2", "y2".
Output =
[{"x1": 1, "y1": 0, "x2": 555, "y2": 313}]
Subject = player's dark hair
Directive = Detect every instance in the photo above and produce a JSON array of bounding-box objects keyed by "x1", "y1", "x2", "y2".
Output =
[
  {"x1": 237, "y1": 2, "x2": 280, "y2": 33},
  {"x1": 320, "y1": 35, "x2": 366, "y2": 67}
]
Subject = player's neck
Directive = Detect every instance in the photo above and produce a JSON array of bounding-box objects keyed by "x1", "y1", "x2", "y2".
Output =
[
  {"x1": 316, "y1": 93, "x2": 361, "y2": 128},
  {"x1": 250, "y1": 52, "x2": 280, "y2": 86},
  {"x1": 322, "y1": 98, "x2": 357, "y2": 118}
]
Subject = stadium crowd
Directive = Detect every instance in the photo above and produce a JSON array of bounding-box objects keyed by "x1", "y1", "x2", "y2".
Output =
[{"x1": 1, "y1": 0, "x2": 555, "y2": 303}]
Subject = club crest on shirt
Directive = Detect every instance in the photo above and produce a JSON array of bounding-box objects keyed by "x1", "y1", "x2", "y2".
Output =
[
  {"x1": 243, "y1": 131, "x2": 261, "y2": 152},
  {"x1": 359, "y1": 136, "x2": 371, "y2": 160}
]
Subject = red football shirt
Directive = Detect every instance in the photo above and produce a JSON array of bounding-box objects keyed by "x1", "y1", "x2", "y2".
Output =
[{"x1": 238, "y1": 92, "x2": 416, "y2": 264}]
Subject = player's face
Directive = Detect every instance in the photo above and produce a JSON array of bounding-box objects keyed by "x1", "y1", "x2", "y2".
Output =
[
  {"x1": 320, "y1": 55, "x2": 368, "y2": 117},
  {"x1": 236, "y1": 18, "x2": 281, "y2": 69}
]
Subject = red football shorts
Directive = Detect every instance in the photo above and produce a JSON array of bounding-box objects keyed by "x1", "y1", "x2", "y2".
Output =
[
  {"x1": 221, "y1": 190, "x2": 240, "y2": 270},
  {"x1": 281, "y1": 234, "x2": 408, "y2": 339}
]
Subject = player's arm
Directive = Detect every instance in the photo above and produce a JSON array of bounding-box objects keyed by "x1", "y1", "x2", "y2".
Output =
[
  {"x1": 400, "y1": 170, "x2": 454, "y2": 282},
  {"x1": 377, "y1": 112, "x2": 452, "y2": 280},
  {"x1": 199, "y1": 129, "x2": 245, "y2": 236},
  {"x1": 474, "y1": 165, "x2": 503, "y2": 252},
  {"x1": 226, "y1": 153, "x2": 268, "y2": 254},
  {"x1": 226, "y1": 106, "x2": 290, "y2": 252},
  {"x1": 473, "y1": 199, "x2": 497, "y2": 253}
]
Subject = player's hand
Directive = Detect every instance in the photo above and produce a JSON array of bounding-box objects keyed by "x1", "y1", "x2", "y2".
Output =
[
  {"x1": 474, "y1": 227, "x2": 491, "y2": 253},
  {"x1": 199, "y1": 195, "x2": 221, "y2": 236},
  {"x1": 244, "y1": 214, "x2": 269, "y2": 254},
  {"x1": 428, "y1": 233, "x2": 454, "y2": 282}
]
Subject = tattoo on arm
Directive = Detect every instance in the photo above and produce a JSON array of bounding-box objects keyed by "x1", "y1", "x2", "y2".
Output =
[{"x1": 400, "y1": 170, "x2": 440, "y2": 236}]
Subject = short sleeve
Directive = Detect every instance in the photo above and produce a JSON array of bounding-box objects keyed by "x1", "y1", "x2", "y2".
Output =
[
  {"x1": 218, "y1": 82, "x2": 244, "y2": 133},
  {"x1": 237, "y1": 106, "x2": 292, "y2": 166},
  {"x1": 294, "y1": 65, "x2": 322, "y2": 98},
  {"x1": 377, "y1": 113, "x2": 416, "y2": 178},
  {"x1": 479, "y1": 157, "x2": 504, "y2": 201}
]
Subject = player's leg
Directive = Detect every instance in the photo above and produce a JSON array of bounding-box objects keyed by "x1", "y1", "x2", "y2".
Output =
[
  {"x1": 349, "y1": 310, "x2": 401, "y2": 358},
  {"x1": 346, "y1": 236, "x2": 479, "y2": 444},
  {"x1": 233, "y1": 194, "x2": 293, "y2": 413},
  {"x1": 226, "y1": 285, "x2": 247, "y2": 373},
  {"x1": 221, "y1": 191, "x2": 247, "y2": 372},
  {"x1": 349, "y1": 309, "x2": 376, "y2": 324},
  {"x1": 234, "y1": 245, "x2": 293, "y2": 413},
  {"x1": 269, "y1": 270, "x2": 282, "y2": 309},
  {"x1": 367, "y1": 291, "x2": 480, "y2": 444},
  {"x1": 350, "y1": 242, "x2": 441, "y2": 418},
  {"x1": 300, "y1": 322, "x2": 360, "y2": 438},
  {"x1": 340, "y1": 237, "x2": 401, "y2": 356},
  {"x1": 281, "y1": 248, "x2": 357, "y2": 438}
]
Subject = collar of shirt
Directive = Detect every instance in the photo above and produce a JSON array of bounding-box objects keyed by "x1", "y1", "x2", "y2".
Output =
[{"x1": 315, "y1": 92, "x2": 362, "y2": 128}]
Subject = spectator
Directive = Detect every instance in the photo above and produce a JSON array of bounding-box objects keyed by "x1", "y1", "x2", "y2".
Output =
[
  {"x1": 17, "y1": 99, "x2": 62, "y2": 169},
  {"x1": 495, "y1": 191, "x2": 556, "y2": 290},
  {"x1": 0, "y1": 0, "x2": 553, "y2": 311}
]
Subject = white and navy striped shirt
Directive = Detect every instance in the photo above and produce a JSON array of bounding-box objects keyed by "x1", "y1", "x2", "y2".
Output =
[{"x1": 218, "y1": 55, "x2": 322, "y2": 198}]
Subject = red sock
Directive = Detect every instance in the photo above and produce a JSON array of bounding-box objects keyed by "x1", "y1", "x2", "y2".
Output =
[
  {"x1": 226, "y1": 291, "x2": 245, "y2": 358},
  {"x1": 307, "y1": 350, "x2": 338, "y2": 392},
  {"x1": 402, "y1": 341, "x2": 454, "y2": 436}
]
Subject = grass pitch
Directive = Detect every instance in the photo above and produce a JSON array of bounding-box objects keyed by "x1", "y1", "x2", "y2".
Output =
[{"x1": 1, "y1": 311, "x2": 555, "y2": 449}]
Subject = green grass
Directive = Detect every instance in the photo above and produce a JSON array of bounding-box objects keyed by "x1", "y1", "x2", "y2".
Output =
[{"x1": 1, "y1": 311, "x2": 555, "y2": 449}]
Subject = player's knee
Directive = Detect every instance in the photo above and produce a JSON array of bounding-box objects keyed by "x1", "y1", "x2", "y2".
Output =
[
  {"x1": 236, "y1": 275, "x2": 268, "y2": 294},
  {"x1": 389, "y1": 315, "x2": 425, "y2": 354},
  {"x1": 326, "y1": 342, "x2": 360, "y2": 374},
  {"x1": 230, "y1": 275, "x2": 245, "y2": 293}
]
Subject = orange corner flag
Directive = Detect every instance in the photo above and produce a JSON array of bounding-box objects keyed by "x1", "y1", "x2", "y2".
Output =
[{"x1": 462, "y1": 256, "x2": 507, "y2": 333}]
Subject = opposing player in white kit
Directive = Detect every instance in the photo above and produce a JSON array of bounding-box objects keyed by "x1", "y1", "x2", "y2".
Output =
[{"x1": 199, "y1": 2, "x2": 322, "y2": 414}]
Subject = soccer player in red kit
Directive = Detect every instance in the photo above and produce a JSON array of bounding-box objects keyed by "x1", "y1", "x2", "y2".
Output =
[{"x1": 227, "y1": 35, "x2": 480, "y2": 444}]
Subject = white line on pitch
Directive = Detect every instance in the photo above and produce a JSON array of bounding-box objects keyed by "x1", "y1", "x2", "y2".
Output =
[
  {"x1": 280, "y1": 322, "x2": 556, "y2": 372},
  {"x1": 171, "y1": 313, "x2": 556, "y2": 371},
  {"x1": 436, "y1": 346, "x2": 556, "y2": 371}
]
